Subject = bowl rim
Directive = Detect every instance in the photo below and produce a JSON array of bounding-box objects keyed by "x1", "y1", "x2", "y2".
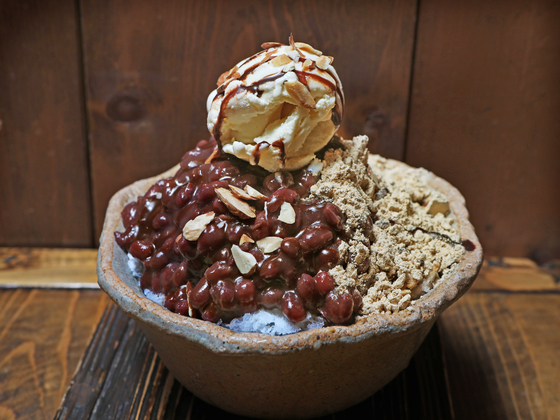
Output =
[{"x1": 97, "y1": 155, "x2": 483, "y2": 354}]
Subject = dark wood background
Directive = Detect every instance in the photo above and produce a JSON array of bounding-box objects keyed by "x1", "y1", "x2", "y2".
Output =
[{"x1": 1, "y1": 0, "x2": 559, "y2": 261}]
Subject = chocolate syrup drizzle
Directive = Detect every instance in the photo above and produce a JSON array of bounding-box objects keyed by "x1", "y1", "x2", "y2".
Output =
[{"x1": 211, "y1": 44, "x2": 344, "y2": 165}]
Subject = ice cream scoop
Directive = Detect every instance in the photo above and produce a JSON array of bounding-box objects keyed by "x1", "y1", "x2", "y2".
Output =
[{"x1": 207, "y1": 36, "x2": 344, "y2": 172}]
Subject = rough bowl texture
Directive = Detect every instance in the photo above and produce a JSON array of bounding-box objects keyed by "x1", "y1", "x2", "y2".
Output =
[{"x1": 97, "y1": 156, "x2": 483, "y2": 419}]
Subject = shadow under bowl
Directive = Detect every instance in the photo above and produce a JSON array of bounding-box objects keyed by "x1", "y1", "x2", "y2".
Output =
[{"x1": 97, "y1": 156, "x2": 483, "y2": 419}]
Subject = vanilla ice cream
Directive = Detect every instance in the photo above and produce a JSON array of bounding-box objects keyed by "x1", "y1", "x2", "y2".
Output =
[{"x1": 207, "y1": 36, "x2": 344, "y2": 172}]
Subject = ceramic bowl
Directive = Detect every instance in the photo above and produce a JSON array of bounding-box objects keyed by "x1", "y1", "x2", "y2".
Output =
[{"x1": 97, "y1": 156, "x2": 483, "y2": 419}]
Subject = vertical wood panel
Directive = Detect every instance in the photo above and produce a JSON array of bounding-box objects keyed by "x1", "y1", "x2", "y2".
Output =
[
  {"x1": 80, "y1": 0, "x2": 417, "y2": 243},
  {"x1": 0, "y1": 0, "x2": 92, "y2": 247},
  {"x1": 406, "y1": 0, "x2": 560, "y2": 260}
]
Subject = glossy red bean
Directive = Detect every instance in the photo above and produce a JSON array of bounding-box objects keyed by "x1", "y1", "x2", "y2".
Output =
[
  {"x1": 250, "y1": 211, "x2": 270, "y2": 240},
  {"x1": 197, "y1": 224, "x2": 226, "y2": 255},
  {"x1": 324, "y1": 203, "x2": 344, "y2": 230},
  {"x1": 210, "y1": 280, "x2": 236, "y2": 310},
  {"x1": 296, "y1": 273, "x2": 317, "y2": 303},
  {"x1": 140, "y1": 271, "x2": 152, "y2": 289},
  {"x1": 298, "y1": 225, "x2": 333, "y2": 253},
  {"x1": 121, "y1": 202, "x2": 140, "y2": 228},
  {"x1": 201, "y1": 302, "x2": 220, "y2": 322},
  {"x1": 259, "y1": 256, "x2": 282, "y2": 280},
  {"x1": 315, "y1": 271, "x2": 336, "y2": 296},
  {"x1": 144, "y1": 250, "x2": 169, "y2": 270},
  {"x1": 190, "y1": 277, "x2": 211, "y2": 309},
  {"x1": 175, "y1": 183, "x2": 195, "y2": 207},
  {"x1": 205, "y1": 261, "x2": 235, "y2": 284},
  {"x1": 235, "y1": 279, "x2": 256, "y2": 304},
  {"x1": 314, "y1": 246, "x2": 339, "y2": 272},
  {"x1": 323, "y1": 292, "x2": 353, "y2": 324},
  {"x1": 152, "y1": 212, "x2": 170, "y2": 231},
  {"x1": 281, "y1": 291, "x2": 306, "y2": 322},
  {"x1": 259, "y1": 288, "x2": 283, "y2": 308},
  {"x1": 129, "y1": 240, "x2": 154, "y2": 260},
  {"x1": 173, "y1": 261, "x2": 188, "y2": 287},
  {"x1": 281, "y1": 237, "x2": 300, "y2": 258}
]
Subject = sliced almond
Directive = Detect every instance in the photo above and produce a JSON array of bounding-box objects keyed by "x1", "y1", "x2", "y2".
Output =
[
  {"x1": 229, "y1": 185, "x2": 254, "y2": 201},
  {"x1": 239, "y1": 234, "x2": 254, "y2": 245},
  {"x1": 261, "y1": 42, "x2": 282, "y2": 49},
  {"x1": 185, "y1": 281, "x2": 195, "y2": 317},
  {"x1": 289, "y1": 33, "x2": 303, "y2": 57},
  {"x1": 244, "y1": 185, "x2": 267, "y2": 200},
  {"x1": 217, "y1": 84, "x2": 226, "y2": 94},
  {"x1": 231, "y1": 244, "x2": 257, "y2": 275},
  {"x1": 256, "y1": 236, "x2": 283, "y2": 253},
  {"x1": 278, "y1": 202, "x2": 296, "y2": 224},
  {"x1": 227, "y1": 65, "x2": 239, "y2": 79},
  {"x1": 302, "y1": 58, "x2": 314, "y2": 71},
  {"x1": 215, "y1": 187, "x2": 256, "y2": 219},
  {"x1": 316, "y1": 55, "x2": 331, "y2": 70},
  {"x1": 182, "y1": 211, "x2": 215, "y2": 241},
  {"x1": 285, "y1": 80, "x2": 316, "y2": 109},
  {"x1": 271, "y1": 54, "x2": 292, "y2": 67},
  {"x1": 295, "y1": 42, "x2": 322, "y2": 55},
  {"x1": 217, "y1": 70, "x2": 229, "y2": 86},
  {"x1": 204, "y1": 147, "x2": 220, "y2": 164}
]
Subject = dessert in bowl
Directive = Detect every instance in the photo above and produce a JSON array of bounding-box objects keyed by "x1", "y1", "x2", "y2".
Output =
[{"x1": 98, "y1": 38, "x2": 482, "y2": 418}]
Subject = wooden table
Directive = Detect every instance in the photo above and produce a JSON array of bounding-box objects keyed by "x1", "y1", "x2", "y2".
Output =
[{"x1": 0, "y1": 248, "x2": 558, "y2": 419}]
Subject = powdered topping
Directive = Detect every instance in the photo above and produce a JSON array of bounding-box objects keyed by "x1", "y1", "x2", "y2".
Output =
[{"x1": 309, "y1": 135, "x2": 465, "y2": 316}]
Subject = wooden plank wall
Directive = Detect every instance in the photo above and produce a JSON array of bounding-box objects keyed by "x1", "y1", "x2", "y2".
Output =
[{"x1": 1, "y1": 0, "x2": 559, "y2": 260}]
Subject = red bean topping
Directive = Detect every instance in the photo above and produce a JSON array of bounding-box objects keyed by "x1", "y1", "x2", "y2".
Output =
[
  {"x1": 281, "y1": 291, "x2": 306, "y2": 322},
  {"x1": 210, "y1": 280, "x2": 236, "y2": 310},
  {"x1": 324, "y1": 203, "x2": 344, "y2": 230},
  {"x1": 129, "y1": 240, "x2": 154, "y2": 260},
  {"x1": 296, "y1": 273, "x2": 317, "y2": 303},
  {"x1": 201, "y1": 303, "x2": 220, "y2": 322},
  {"x1": 259, "y1": 287, "x2": 283, "y2": 308},
  {"x1": 298, "y1": 225, "x2": 334, "y2": 253},
  {"x1": 315, "y1": 272, "x2": 336, "y2": 296},
  {"x1": 323, "y1": 292, "x2": 354, "y2": 325},
  {"x1": 190, "y1": 277, "x2": 211, "y2": 309},
  {"x1": 205, "y1": 261, "x2": 235, "y2": 285},
  {"x1": 235, "y1": 279, "x2": 256, "y2": 304},
  {"x1": 281, "y1": 237, "x2": 300, "y2": 258},
  {"x1": 115, "y1": 137, "x2": 370, "y2": 326}
]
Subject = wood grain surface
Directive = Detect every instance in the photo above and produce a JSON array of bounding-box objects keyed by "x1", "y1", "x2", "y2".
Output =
[
  {"x1": 79, "y1": 0, "x2": 417, "y2": 242},
  {"x1": 406, "y1": 0, "x2": 560, "y2": 261},
  {"x1": 0, "y1": 248, "x2": 98, "y2": 288},
  {"x1": 54, "y1": 304, "x2": 452, "y2": 420},
  {"x1": 0, "y1": 248, "x2": 558, "y2": 419},
  {"x1": 0, "y1": 289, "x2": 109, "y2": 420},
  {"x1": 0, "y1": 0, "x2": 92, "y2": 247}
]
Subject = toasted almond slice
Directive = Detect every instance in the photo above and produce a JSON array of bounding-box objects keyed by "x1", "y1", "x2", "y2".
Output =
[
  {"x1": 278, "y1": 202, "x2": 296, "y2": 224},
  {"x1": 231, "y1": 245, "x2": 257, "y2": 275},
  {"x1": 217, "y1": 70, "x2": 229, "y2": 86},
  {"x1": 316, "y1": 55, "x2": 331, "y2": 70},
  {"x1": 217, "y1": 84, "x2": 226, "y2": 94},
  {"x1": 244, "y1": 185, "x2": 267, "y2": 200},
  {"x1": 229, "y1": 185, "x2": 254, "y2": 201},
  {"x1": 271, "y1": 54, "x2": 292, "y2": 67},
  {"x1": 261, "y1": 42, "x2": 282, "y2": 49},
  {"x1": 227, "y1": 65, "x2": 239, "y2": 78},
  {"x1": 182, "y1": 211, "x2": 215, "y2": 241},
  {"x1": 229, "y1": 71, "x2": 241, "y2": 80},
  {"x1": 204, "y1": 147, "x2": 220, "y2": 164},
  {"x1": 239, "y1": 234, "x2": 255, "y2": 245},
  {"x1": 289, "y1": 34, "x2": 303, "y2": 57},
  {"x1": 185, "y1": 281, "x2": 195, "y2": 317},
  {"x1": 302, "y1": 58, "x2": 313, "y2": 71},
  {"x1": 295, "y1": 42, "x2": 322, "y2": 55},
  {"x1": 215, "y1": 187, "x2": 256, "y2": 219},
  {"x1": 285, "y1": 80, "x2": 316, "y2": 109},
  {"x1": 256, "y1": 236, "x2": 283, "y2": 253}
]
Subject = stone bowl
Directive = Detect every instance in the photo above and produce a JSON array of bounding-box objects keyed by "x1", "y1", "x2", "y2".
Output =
[{"x1": 97, "y1": 156, "x2": 483, "y2": 419}]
